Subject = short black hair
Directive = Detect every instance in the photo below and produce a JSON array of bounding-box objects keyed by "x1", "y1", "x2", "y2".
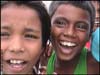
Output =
[
  {"x1": 1, "y1": 1, "x2": 51, "y2": 48},
  {"x1": 49, "y1": 1, "x2": 95, "y2": 34}
]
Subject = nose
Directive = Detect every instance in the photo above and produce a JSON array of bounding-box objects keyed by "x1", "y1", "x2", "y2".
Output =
[
  {"x1": 63, "y1": 25, "x2": 76, "y2": 38},
  {"x1": 8, "y1": 36, "x2": 25, "y2": 53}
]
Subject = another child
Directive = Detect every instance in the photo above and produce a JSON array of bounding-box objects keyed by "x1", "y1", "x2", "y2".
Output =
[{"x1": 1, "y1": 1, "x2": 50, "y2": 74}]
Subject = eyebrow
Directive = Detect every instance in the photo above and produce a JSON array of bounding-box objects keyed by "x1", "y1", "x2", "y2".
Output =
[
  {"x1": 54, "y1": 17, "x2": 68, "y2": 22},
  {"x1": 24, "y1": 28, "x2": 40, "y2": 33},
  {"x1": 1, "y1": 26, "x2": 10, "y2": 30},
  {"x1": 53, "y1": 17, "x2": 89, "y2": 25},
  {"x1": 1, "y1": 26, "x2": 41, "y2": 33}
]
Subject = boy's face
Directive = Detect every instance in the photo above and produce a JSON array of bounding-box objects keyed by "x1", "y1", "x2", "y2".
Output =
[
  {"x1": 51, "y1": 4, "x2": 91, "y2": 61},
  {"x1": 1, "y1": 5, "x2": 43, "y2": 74}
]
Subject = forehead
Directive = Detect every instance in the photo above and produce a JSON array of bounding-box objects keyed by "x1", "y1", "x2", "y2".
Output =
[
  {"x1": 52, "y1": 4, "x2": 90, "y2": 23},
  {"x1": 56, "y1": 4, "x2": 89, "y2": 16},
  {"x1": 1, "y1": 4, "x2": 42, "y2": 30},
  {"x1": 2, "y1": 4, "x2": 39, "y2": 21}
]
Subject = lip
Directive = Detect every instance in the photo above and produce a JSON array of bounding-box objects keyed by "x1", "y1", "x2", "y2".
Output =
[
  {"x1": 3, "y1": 59, "x2": 28, "y2": 73},
  {"x1": 57, "y1": 40, "x2": 78, "y2": 54},
  {"x1": 60, "y1": 40, "x2": 77, "y2": 44}
]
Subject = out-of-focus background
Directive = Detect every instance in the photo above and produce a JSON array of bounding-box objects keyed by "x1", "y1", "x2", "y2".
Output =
[{"x1": 42, "y1": 1, "x2": 52, "y2": 11}]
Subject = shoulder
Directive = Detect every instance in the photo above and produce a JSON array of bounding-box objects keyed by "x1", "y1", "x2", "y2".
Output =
[
  {"x1": 87, "y1": 52, "x2": 99, "y2": 64},
  {"x1": 87, "y1": 52, "x2": 99, "y2": 74}
]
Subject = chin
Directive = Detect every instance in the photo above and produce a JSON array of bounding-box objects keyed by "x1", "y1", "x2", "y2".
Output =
[{"x1": 58, "y1": 53, "x2": 74, "y2": 61}]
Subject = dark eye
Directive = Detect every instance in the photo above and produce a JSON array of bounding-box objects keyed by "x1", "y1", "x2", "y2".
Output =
[
  {"x1": 56, "y1": 20, "x2": 66, "y2": 25},
  {"x1": 53, "y1": 20, "x2": 66, "y2": 28},
  {"x1": 24, "y1": 34, "x2": 38, "y2": 39},
  {"x1": 76, "y1": 23, "x2": 88, "y2": 31},
  {"x1": 1, "y1": 32, "x2": 10, "y2": 39}
]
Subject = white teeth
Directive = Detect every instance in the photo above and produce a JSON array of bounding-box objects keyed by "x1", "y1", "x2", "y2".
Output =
[
  {"x1": 10, "y1": 60, "x2": 23, "y2": 64},
  {"x1": 61, "y1": 41, "x2": 76, "y2": 47}
]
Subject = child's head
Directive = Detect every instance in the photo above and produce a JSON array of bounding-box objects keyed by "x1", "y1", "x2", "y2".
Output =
[
  {"x1": 1, "y1": 1, "x2": 50, "y2": 74},
  {"x1": 49, "y1": 1, "x2": 95, "y2": 61},
  {"x1": 49, "y1": 1, "x2": 95, "y2": 34}
]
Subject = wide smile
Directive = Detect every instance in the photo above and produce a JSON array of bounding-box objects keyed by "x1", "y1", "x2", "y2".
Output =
[
  {"x1": 60, "y1": 41, "x2": 77, "y2": 48},
  {"x1": 58, "y1": 41, "x2": 77, "y2": 54},
  {"x1": 4, "y1": 59, "x2": 28, "y2": 72}
]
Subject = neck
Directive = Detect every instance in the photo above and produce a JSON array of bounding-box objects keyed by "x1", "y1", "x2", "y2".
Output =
[{"x1": 54, "y1": 53, "x2": 81, "y2": 74}]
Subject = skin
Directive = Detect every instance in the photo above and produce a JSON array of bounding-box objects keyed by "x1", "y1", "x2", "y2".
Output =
[
  {"x1": 51, "y1": 4, "x2": 99, "y2": 74},
  {"x1": 92, "y1": 1, "x2": 100, "y2": 31},
  {"x1": 1, "y1": 4, "x2": 43, "y2": 74},
  {"x1": 92, "y1": 1, "x2": 99, "y2": 19}
]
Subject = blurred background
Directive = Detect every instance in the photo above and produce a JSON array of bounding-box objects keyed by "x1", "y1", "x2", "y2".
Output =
[{"x1": 42, "y1": 1, "x2": 52, "y2": 11}]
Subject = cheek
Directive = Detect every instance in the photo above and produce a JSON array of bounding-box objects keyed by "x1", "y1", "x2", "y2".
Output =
[
  {"x1": 78, "y1": 32, "x2": 90, "y2": 44},
  {"x1": 51, "y1": 27, "x2": 62, "y2": 49},
  {"x1": 51, "y1": 27, "x2": 62, "y2": 39},
  {"x1": 1, "y1": 41, "x2": 9, "y2": 52},
  {"x1": 24, "y1": 41, "x2": 43, "y2": 67},
  {"x1": 25, "y1": 41, "x2": 43, "y2": 59},
  {"x1": 51, "y1": 28, "x2": 57, "y2": 44}
]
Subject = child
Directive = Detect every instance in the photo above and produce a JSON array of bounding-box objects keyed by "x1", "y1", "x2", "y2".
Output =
[
  {"x1": 47, "y1": 1, "x2": 99, "y2": 74},
  {"x1": 1, "y1": 1, "x2": 50, "y2": 74}
]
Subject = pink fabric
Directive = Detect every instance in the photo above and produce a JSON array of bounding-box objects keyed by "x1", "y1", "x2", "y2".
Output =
[{"x1": 85, "y1": 41, "x2": 91, "y2": 51}]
